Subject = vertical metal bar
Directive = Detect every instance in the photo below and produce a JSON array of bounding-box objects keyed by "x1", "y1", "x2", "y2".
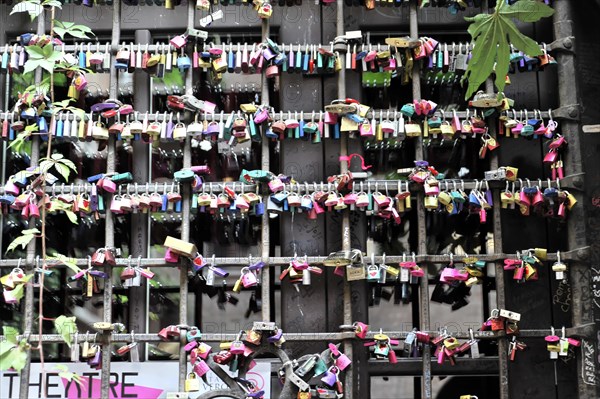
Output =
[
  {"x1": 101, "y1": 2, "x2": 121, "y2": 398},
  {"x1": 553, "y1": 2, "x2": 598, "y2": 398},
  {"x1": 129, "y1": 29, "x2": 152, "y2": 360},
  {"x1": 409, "y1": 2, "x2": 430, "y2": 398},
  {"x1": 336, "y1": 1, "x2": 354, "y2": 397},
  {"x1": 260, "y1": 14, "x2": 271, "y2": 323},
  {"x1": 477, "y1": 0, "x2": 509, "y2": 396},
  {"x1": 18, "y1": 12, "x2": 45, "y2": 399},
  {"x1": 178, "y1": 0, "x2": 195, "y2": 391}
]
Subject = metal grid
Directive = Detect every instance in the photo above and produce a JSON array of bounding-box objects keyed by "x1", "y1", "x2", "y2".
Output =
[{"x1": 0, "y1": 1, "x2": 597, "y2": 399}]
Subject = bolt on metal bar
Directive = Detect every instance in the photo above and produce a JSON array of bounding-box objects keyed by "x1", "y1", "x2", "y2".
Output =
[{"x1": 260, "y1": 7, "x2": 271, "y2": 324}]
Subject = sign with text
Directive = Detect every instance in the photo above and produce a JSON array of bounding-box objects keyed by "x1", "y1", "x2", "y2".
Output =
[{"x1": 0, "y1": 361, "x2": 271, "y2": 399}]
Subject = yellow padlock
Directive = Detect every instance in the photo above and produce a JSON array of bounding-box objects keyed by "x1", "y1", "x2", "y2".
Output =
[
  {"x1": 565, "y1": 191, "x2": 577, "y2": 210},
  {"x1": 91, "y1": 122, "x2": 109, "y2": 140},
  {"x1": 405, "y1": 122, "x2": 422, "y2": 137},
  {"x1": 533, "y1": 248, "x2": 547, "y2": 261},
  {"x1": 340, "y1": 116, "x2": 358, "y2": 132},
  {"x1": 424, "y1": 195, "x2": 438, "y2": 210},
  {"x1": 185, "y1": 373, "x2": 200, "y2": 392},
  {"x1": 163, "y1": 236, "x2": 198, "y2": 258}
]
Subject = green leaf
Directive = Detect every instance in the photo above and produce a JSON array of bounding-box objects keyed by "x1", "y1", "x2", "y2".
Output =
[
  {"x1": 5, "y1": 228, "x2": 39, "y2": 253},
  {"x1": 0, "y1": 342, "x2": 15, "y2": 359},
  {"x1": 463, "y1": 0, "x2": 554, "y2": 99},
  {"x1": 48, "y1": 253, "x2": 81, "y2": 274},
  {"x1": 65, "y1": 210, "x2": 78, "y2": 225},
  {"x1": 59, "y1": 158, "x2": 77, "y2": 172},
  {"x1": 54, "y1": 315, "x2": 77, "y2": 348},
  {"x1": 499, "y1": 0, "x2": 554, "y2": 23},
  {"x1": 39, "y1": 159, "x2": 53, "y2": 174},
  {"x1": 3, "y1": 327, "x2": 19, "y2": 345},
  {"x1": 25, "y1": 46, "x2": 45, "y2": 59},
  {"x1": 54, "y1": 163, "x2": 70, "y2": 181},
  {"x1": 54, "y1": 364, "x2": 68, "y2": 372},
  {"x1": 42, "y1": 43, "x2": 54, "y2": 58},
  {"x1": 51, "y1": 153, "x2": 64, "y2": 160},
  {"x1": 58, "y1": 370, "x2": 84, "y2": 385},
  {"x1": 11, "y1": 284, "x2": 25, "y2": 303},
  {"x1": 53, "y1": 27, "x2": 67, "y2": 39}
]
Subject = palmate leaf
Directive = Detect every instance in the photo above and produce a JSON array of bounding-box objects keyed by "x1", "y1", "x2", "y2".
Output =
[{"x1": 463, "y1": 0, "x2": 554, "y2": 99}]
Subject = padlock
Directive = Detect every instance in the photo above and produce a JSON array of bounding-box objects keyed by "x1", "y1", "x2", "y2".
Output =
[
  {"x1": 229, "y1": 339, "x2": 246, "y2": 355},
  {"x1": 334, "y1": 351, "x2": 352, "y2": 371},
  {"x1": 185, "y1": 373, "x2": 200, "y2": 392},
  {"x1": 92, "y1": 122, "x2": 109, "y2": 140},
  {"x1": 193, "y1": 359, "x2": 210, "y2": 377},
  {"x1": 172, "y1": 122, "x2": 187, "y2": 140},
  {"x1": 241, "y1": 268, "x2": 258, "y2": 288},
  {"x1": 268, "y1": 178, "x2": 284, "y2": 192},
  {"x1": 367, "y1": 264, "x2": 381, "y2": 281},
  {"x1": 424, "y1": 195, "x2": 438, "y2": 210},
  {"x1": 163, "y1": 236, "x2": 198, "y2": 258},
  {"x1": 120, "y1": 267, "x2": 136, "y2": 280}
]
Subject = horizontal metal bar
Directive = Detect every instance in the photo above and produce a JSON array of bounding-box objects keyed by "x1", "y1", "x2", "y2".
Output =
[
  {"x1": 0, "y1": 39, "x2": 555, "y2": 56},
  {"x1": 0, "y1": 109, "x2": 553, "y2": 123},
  {"x1": 0, "y1": 247, "x2": 589, "y2": 268},
  {"x1": 4, "y1": 324, "x2": 590, "y2": 345}
]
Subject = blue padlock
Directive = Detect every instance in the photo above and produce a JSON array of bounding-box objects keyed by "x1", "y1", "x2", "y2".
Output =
[{"x1": 177, "y1": 55, "x2": 192, "y2": 73}]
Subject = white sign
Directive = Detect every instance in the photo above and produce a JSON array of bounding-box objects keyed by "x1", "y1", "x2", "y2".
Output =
[{"x1": 0, "y1": 361, "x2": 271, "y2": 399}]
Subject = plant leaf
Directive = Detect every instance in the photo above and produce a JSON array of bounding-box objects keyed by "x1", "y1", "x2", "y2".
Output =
[
  {"x1": 51, "y1": 153, "x2": 64, "y2": 160},
  {"x1": 65, "y1": 210, "x2": 78, "y2": 225},
  {"x1": 25, "y1": 46, "x2": 45, "y2": 59},
  {"x1": 54, "y1": 315, "x2": 77, "y2": 348},
  {"x1": 5, "y1": 228, "x2": 39, "y2": 253},
  {"x1": 3, "y1": 327, "x2": 19, "y2": 345},
  {"x1": 59, "y1": 158, "x2": 77, "y2": 172},
  {"x1": 53, "y1": 27, "x2": 67, "y2": 39},
  {"x1": 54, "y1": 163, "x2": 70, "y2": 181},
  {"x1": 499, "y1": 0, "x2": 554, "y2": 23},
  {"x1": 48, "y1": 253, "x2": 81, "y2": 274},
  {"x1": 463, "y1": 0, "x2": 553, "y2": 99}
]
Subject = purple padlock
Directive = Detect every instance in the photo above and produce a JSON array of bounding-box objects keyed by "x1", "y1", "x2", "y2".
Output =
[{"x1": 268, "y1": 329, "x2": 283, "y2": 344}]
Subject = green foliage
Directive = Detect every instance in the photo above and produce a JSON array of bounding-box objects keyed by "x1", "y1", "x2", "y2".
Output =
[
  {"x1": 463, "y1": 0, "x2": 554, "y2": 99},
  {"x1": 7, "y1": 124, "x2": 37, "y2": 153},
  {"x1": 6, "y1": 228, "x2": 40, "y2": 253},
  {"x1": 0, "y1": 327, "x2": 30, "y2": 372},
  {"x1": 54, "y1": 364, "x2": 84, "y2": 385},
  {"x1": 24, "y1": 43, "x2": 62, "y2": 75},
  {"x1": 54, "y1": 315, "x2": 77, "y2": 348},
  {"x1": 48, "y1": 253, "x2": 81, "y2": 273},
  {"x1": 10, "y1": 0, "x2": 61, "y2": 21},
  {"x1": 53, "y1": 20, "x2": 94, "y2": 40},
  {"x1": 39, "y1": 152, "x2": 78, "y2": 182}
]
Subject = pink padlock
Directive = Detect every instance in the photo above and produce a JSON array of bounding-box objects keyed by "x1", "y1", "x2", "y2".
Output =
[
  {"x1": 4, "y1": 180, "x2": 20, "y2": 196},
  {"x1": 29, "y1": 202, "x2": 40, "y2": 218},
  {"x1": 307, "y1": 208, "x2": 318, "y2": 220},
  {"x1": 197, "y1": 342, "x2": 212, "y2": 359},
  {"x1": 110, "y1": 196, "x2": 122, "y2": 214},
  {"x1": 543, "y1": 150, "x2": 558, "y2": 163},
  {"x1": 353, "y1": 321, "x2": 369, "y2": 339},
  {"x1": 344, "y1": 193, "x2": 357, "y2": 205},
  {"x1": 410, "y1": 267, "x2": 425, "y2": 277},
  {"x1": 479, "y1": 209, "x2": 487, "y2": 223},
  {"x1": 246, "y1": 359, "x2": 257, "y2": 370},
  {"x1": 164, "y1": 248, "x2": 180, "y2": 263},
  {"x1": 454, "y1": 270, "x2": 469, "y2": 281},
  {"x1": 235, "y1": 196, "x2": 250, "y2": 210},
  {"x1": 241, "y1": 268, "x2": 258, "y2": 288},
  {"x1": 360, "y1": 122, "x2": 374, "y2": 137},
  {"x1": 333, "y1": 266, "x2": 345, "y2": 277},
  {"x1": 424, "y1": 182, "x2": 440, "y2": 196},
  {"x1": 268, "y1": 178, "x2": 284, "y2": 193},
  {"x1": 170, "y1": 34, "x2": 187, "y2": 49},
  {"x1": 440, "y1": 267, "x2": 456, "y2": 283},
  {"x1": 531, "y1": 190, "x2": 544, "y2": 206},
  {"x1": 383, "y1": 58, "x2": 396, "y2": 71},
  {"x1": 324, "y1": 112, "x2": 338, "y2": 124},
  {"x1": 100, "y1": 177, "x2": 117, "y2": 193},
  {"x1": 21, "y1": 204, "x2": 30, "y2": 218},
  {"x1": 266, "y1": 64, "x2": 279, "y2": 78},
  {"x1": 193, "y1": 360, "x2": 210, "y2": 377},
  {"x1": 513, "y1": 267, "x2": 525, "y2": 280},
  {"x1": 334, "y1": 352, "x2": 352, "y2": 371},
  {"x1": 391, "y1": 208, "x2": 401, "y2": 224},
  {"x1": 184, "y1": 341, "x2": 199, "y2": 352},
  {"x1": 518, "y1": 190, "x2": 531, "y2": 206},
  {"x1": 557, "y1": 202, "x2": 566, "y2": 218},
  {"x1": 373, "y1": 194, "x2": 390, "y2": 208}
]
